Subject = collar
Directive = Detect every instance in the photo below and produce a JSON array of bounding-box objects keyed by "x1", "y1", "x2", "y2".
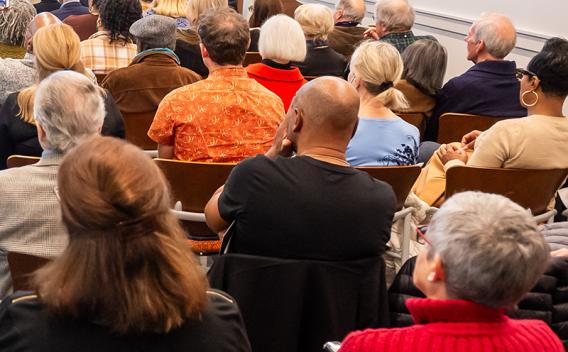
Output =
[
  {"x1": 131, "y1": 48, "x2": 180, "y2": 65},
  {"x1": 37, "y1": 150, "x2": 65, "y2": 167},
  {"x1": 208, "y1": 66, "x2": 249, "y2": 79},
  {"x1": 262, "y1": 59, "x2": 293, "y2": 70},
  {"x1": 306, "y1": 39, "x2": 329, "y2": 49},
  {"x1": 335, "y1": 21, "x2": 360, "y2": 27},
  {"x1": 407, "y1": 298, "x2": 506, "y2": 324},
  {"x1": 60, "y1": 0, "x2": 81, "y2": 7},
  {"x1": 467, "y1": 60, "x2": 517, "y2": 76},
  {"x1": 247, "y1": 63, "x2": 305, "y2": 82},
  {"x1": 382, "y1": 30, "x2": 415, "y2": 40}
]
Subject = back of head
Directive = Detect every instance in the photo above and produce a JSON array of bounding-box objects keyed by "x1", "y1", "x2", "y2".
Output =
[
  {"x1": 186, "y1": 0, "x2": 228, "y2": 27},
  {"x1": 427, "y1": 192, "x2": 550, "y2": 309},
  {"x1": 0, "y1": 0, "x2": 36, "y2": 46},
  {"x1": 249, "y1": 0, "x2": 283, "y2": 28},
  {"x1": 98, "y1": 0, "x2": 142, "y2": 43},
  {"x1": 402, "y1": 39, "x2": 447, "y2": 96},
  {"x1": 335, "y1": 0, "x2": 365, "y2": 23},
  {"x1": 152, "y1": 0, "x2": 187, "y2": 18},
  {"x1": 33, "y1": 71, "x2": 105, "y2": 153},
  {"x1": 528, "y1": 37, "x2": 568, "y2": 98},
  {"x1": 472, "y1": 13, "x2": 516, "y2": 59},
  {"x1": 375, "y1": 0, "x2": 414, "y2": 31},
  {"x1": 350, "y1": 40, "x2": 408, "y2": 110},
  {"x1": 130, "y1": 15, "x2": 178, "y2": 50},
  {"x1": 259, "y1": 14, "x2": 306, "y2": 63},
  {"x1": 294, "y1": 4, "x2": 334, "y2": 41},
  {"x1": 34, "y1": 136, "x2": 208, "y2": 334},
  {"x1": 25, "y1": 12, "x2": 61, "y2": 53},
  {"x1": 198, "y1": 7, "x2": 249, "y2": 66}
]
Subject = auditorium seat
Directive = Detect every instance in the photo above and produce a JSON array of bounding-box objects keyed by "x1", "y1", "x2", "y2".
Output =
[
  {"x1": 6, "y1": 155, "x2": 40, "y2": 168},
  {"x1": 437, "y1": 112, "x2": 513, "y2": 144},
  {"x1": 8, "y1": 252, "x2": 50, "y2": 291}
]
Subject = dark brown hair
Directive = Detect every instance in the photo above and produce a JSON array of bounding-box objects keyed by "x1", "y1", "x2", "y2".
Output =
[
  {"x1": 33, "y1": 136, "x2": 208, "y2": 334},
  {"x1": 248, "y1": 0, "x2": 283, "y2": 28}
]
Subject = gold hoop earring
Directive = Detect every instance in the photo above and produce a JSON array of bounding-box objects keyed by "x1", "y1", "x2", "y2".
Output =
[{"x1": 521, "y1": 90, "x2": 539, "y2": 107}]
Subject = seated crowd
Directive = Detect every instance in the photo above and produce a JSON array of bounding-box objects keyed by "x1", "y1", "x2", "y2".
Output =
[{"x1": 0, "y1": 0, "x2": 567, "y2": 351}]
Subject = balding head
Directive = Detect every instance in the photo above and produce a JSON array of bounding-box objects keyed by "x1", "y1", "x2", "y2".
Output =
[
  {"x1": 24, "y1": 12, "x2": 61, "y2": 54},
  {"x1": 470, "y1": 13, "x2": 516, "y2": 59},
  {"x1": 335, "y1": 0, "x2": 366, "y2": 23},
  {"x1": 374, "y1": 0, "x2": 414, "y2": 31}
]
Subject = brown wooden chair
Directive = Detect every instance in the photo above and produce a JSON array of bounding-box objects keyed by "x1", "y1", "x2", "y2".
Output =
[
  {"x1": 437, "y1": 112, "x2": 511, "y2": 144},
  {"x1": 95, "y1": 74, "x2": 107, "y2": 85},
  {"x1": 396, "y1": 112, "x2": 426, "y2": 140},
  {"x1": 281, "y1": 0, "x2": 301, "y2": 16},
  {"x1": 243, "y1": 52, "x2": 262, "y2": 67},
  {"x1": 446, "y1": 166, "x2": 568, "y2": 222},
  {"x1": 6, "y1": 155, "x2": 40, "y2": 168},
  {"x1": 303, "y1": 75, "x2": 318, "y2": 81},
  {"x1": 154, "y1": 159, "x2": 235, "y2": 256},
  {"x1": 122, "y1": 111, "x2": 157, "y2": 151},
  {"x1": 8, "y1": 252, "x2": 50, "y2": 291}
]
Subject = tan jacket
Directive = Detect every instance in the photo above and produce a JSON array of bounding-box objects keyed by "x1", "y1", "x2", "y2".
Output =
[
  {"x1": 395, "y1": 79, "x2": 436, "y2": 118},
  {"x1": 328, "y1": 25, "x2": 366, "y2": 58}
]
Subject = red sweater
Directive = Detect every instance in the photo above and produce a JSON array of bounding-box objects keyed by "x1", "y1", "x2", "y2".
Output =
[
  {"x1": 340, "y1": 298, "x2": 563, "y2": 352},
  {"x1": 246, "y1": 63, "x2": 306, "y2": 111}
]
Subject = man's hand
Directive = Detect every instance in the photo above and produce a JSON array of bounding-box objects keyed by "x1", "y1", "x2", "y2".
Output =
[
  {"x1": 551, "y1": 248, "x2": 568, "y2": 257},
  {"x1": 437, "y1": 144, "x2": 468, "y2": 165},
  {"x1": 265, "y1": 120, "x2": 293, "y2": 158},
  {"x1": 460, "y1": 130, "x2": 482, "y2": 150},
  {"x1": 363, "y1": 26, "x2": 379, "y2": 40}
]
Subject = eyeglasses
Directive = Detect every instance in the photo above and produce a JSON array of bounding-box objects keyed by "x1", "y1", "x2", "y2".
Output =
[
  {"x1": 416, "y1": 227, "x2": 433, "y2": 247},
  {"x1": 515, "y1": 68, "x2": 537, "y2": 81}
]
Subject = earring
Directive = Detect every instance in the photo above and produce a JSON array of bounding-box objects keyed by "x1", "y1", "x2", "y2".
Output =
[
  {"x1": 521, "y1": 90, "x2": 539, "y2": 107},
  {"x1": 427, "y1": 272, "x2": 436, "y2": 282}
]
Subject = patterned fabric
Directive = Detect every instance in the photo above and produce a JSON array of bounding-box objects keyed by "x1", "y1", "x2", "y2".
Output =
[
  {"x1": 380, "y1": 31, "x2": 436, "y2": 53},
  {"x1": 80, "y1": 31, "x2": 137, "y2": 75},
  {"x1": 148, "y1": 67, "x2": 284, "y2": 162},
  {"x1": 0, "y1": 54, "x2": 35, "y2": 105},
  {"x1": 143, "y1": 9, "x2": 190, "y2": 29}
]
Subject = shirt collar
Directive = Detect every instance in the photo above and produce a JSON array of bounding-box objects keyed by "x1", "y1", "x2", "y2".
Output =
[
  {"x1": 335, "y1": 21, "x2": 360, "y2": 27},
  {"x1": 37, "y1": 150, "x2": 65, "y2": 166},
  {"x1": 131, "y1": 48, "x2": 180, "y2": 65},
  {"x1": 467, "y1": 60, "x2": 517, "y2": 76},
  {"x1": 382, "y1": 30, "x2": 415, "y2": 40},
  {"x1": 407, "y1": 298, "x2": 506, "y2": 324},
  {"x1": 60, "y1": 0, "x2": 81, "y2": 8},
  {"x1": 208, "y1": 67, "x2": 249, "y2": 79}
]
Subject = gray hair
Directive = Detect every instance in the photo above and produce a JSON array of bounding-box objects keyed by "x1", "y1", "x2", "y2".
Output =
[
  {"x1": 0, "y1": 0, "x2": 36, "y2": 46},
  {"x1": 427, "y1": 192, "x2": 550, "y2": 309},
  {"x1": 472, "y1": 13, "x2": 516, "y2": 59},
  {"x1": 402, "y1": 39, "x2": 447, "y2": 96},
  {"x1": 34, "y1": 71, "x2": 105, "y2": 153},
  {"x1": 335, "y1": 0, "x2": 365, "y2": 23},
  {"x1": 130, "y1": 15, "x2": 178, "y2": 50},
  {"x1": 259, "y1": 14, "x2": 306, "y2": 63},
  {"x1": 374, "y1": 0, "x2": 414, "y2": 31}
]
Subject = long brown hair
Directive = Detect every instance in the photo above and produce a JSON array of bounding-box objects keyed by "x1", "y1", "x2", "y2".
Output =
[
  {"x1": 248, "y1": 0, "x2": 283, "y2": 28},
  {"x1": 33, "y1": 136, "x2": 208, "y2": 334}
]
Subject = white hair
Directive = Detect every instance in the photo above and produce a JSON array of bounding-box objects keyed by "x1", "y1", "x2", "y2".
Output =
[
  {"x1": 335, "y1": 0, "x2": 365, "y2": 23},
  {"x1": 472, "y1": 13, "x2": 516, "y2": 59},
  {"x1": 374, "y1": 0, "x2": 414, "y2": 31},
  {"x1": 427, "y1": 191, "x2": 550, "y2": 309},
  {"x1": 258, "y1": 14, "x2": 306, "y2": 63},
  {"x1": 294, "y1": 4, "x2": 334, "y2": 41},
  {"x1": 34, "y1": 71, "x2": 105, "y2": 153}
]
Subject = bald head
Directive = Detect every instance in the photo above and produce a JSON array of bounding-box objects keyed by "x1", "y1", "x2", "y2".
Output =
[
  {"x1": 335, "y1": 0, "x2": 366, "y2": 23},
  {"x1": 375, "y1": 0, "x2": 415, "y2": 31},
  {"x1": 25, "y1": 13, "x2": 61, "y2": 54},
  {"x1": 472, "y1": 13, "x2": 516, "y2": 59}
]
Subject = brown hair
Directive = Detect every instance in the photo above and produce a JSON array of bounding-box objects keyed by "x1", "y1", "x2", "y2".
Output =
[
  {"x1": 248, "y1": 0, "x2": 283, "y2": 28},
  {"x1": 33, "y1": 136, "x2": 208, "y2": 334}
]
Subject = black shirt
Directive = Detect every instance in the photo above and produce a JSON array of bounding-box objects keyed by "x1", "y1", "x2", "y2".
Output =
[
  {"x1": 219, "y1": 155, "x2": 396, "y2": 260},
  {"x1": 294, "y1": 40, "x2": 347, "y2": 77}
]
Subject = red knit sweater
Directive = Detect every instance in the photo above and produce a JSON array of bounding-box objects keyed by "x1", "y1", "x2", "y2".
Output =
[
  {"x1": 340, "y1": 298, "x2": 563, "y2": 352},
  {"x1": 246, "y1": 63, "x2": 307, "y2": 111}
]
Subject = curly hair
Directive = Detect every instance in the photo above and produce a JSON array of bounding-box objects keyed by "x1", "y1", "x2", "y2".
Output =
[
  {"x1": 98, "y1": 0, "x2": 142, "y2": 44},
  {"x1": 0, "y1": 0, "x2": 36, "y2": 46}
]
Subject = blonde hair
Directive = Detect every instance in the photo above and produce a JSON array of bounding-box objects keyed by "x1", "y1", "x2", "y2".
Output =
[
  {"x1": 294, "y1": 4, "x2": 334, "y2": 41},
  {"x1": 17, "y1": 23, "x2": 89, "y2": 124},
  {"x1": 259, "y1": 14, "x2": 306, "y2": 63},
  {"x1": 350, "y1": 40, "x2": 408, "y2": 111},
  {"x1": 186, "y1": 0, "x2": 228, "y2": 26},
  {"x1": 152, "y1": 0, "x2": 188, "y2": 18}
]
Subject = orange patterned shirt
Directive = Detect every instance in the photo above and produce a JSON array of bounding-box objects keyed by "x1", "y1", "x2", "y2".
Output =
[{"x1": 148, "y1": 67, "x2": 285, "y2": 162}]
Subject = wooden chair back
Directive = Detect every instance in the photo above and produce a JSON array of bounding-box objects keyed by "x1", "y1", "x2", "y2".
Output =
[
  {"x1": 95, "y1": 74, "x2": 107, "y2": 85},
  {"x1": 243, "y1": 52, "x2": 262, "y2": 67},
  {"x1": 446, "y1": 166, "x2": 568, "y2": 215},
  {"x1": 122, "y1": 111, "x2": 157, "y2": 150},
  {"x1": 303, "y1": 75, "x2": 318, "y2": 81},
  {"x1": 357, "y1": 165, "x2": 422, "y2": 210},
  {"x1": 437, "y1": 113, "x2": 510, "y2": 144},
  {"x1": 396, "y1": 112, "x2": 426, "y2": 139},
  {"x1": 8, "y1": 252, "x2": 50, "y2": 291},
  {"x1": 281, "y1": 0, "x2": 301, "y2": 16},
  {"x1": 6, "y1": 155, "x2": 40, "y2": 168}
]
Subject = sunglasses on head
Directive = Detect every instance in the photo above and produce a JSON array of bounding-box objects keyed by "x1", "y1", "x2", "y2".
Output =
[{"x1": 515, "y1": 68, "x2": 537, "y2": 80}]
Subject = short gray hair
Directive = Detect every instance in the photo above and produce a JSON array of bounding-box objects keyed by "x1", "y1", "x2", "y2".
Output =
[
  {"x1": 34, "y1": 71, "x2": 105, "y2": 153},
  {"x1": 335, "y1": 0, "x2": 365, "y2": 23},
  {"x1": 427, "y1": 192, "x2": 550, "y2": 309},
  {"x1": 0, "y1": 0, "x2": 36, "y2": 46},
  {"x1": 402, "y1": 39, "x2": 447, "y2": 96},
  {"x1": 472, "y1": 13, "x2": 516, "y2": 59},
  {"x1": 374, "y1": 0, "x2": 414, "y2": 31},
  {"x1": 259, "y1": 14, "x2": 306, "y2": 63}
]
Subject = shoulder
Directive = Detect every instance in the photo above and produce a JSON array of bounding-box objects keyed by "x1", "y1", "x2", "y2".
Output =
[
  {"x1": 0, "y1": 291, "x2": 42, "y2": 321},
  {"x1": 228, "y1": 155, "x2": 272, "y2": 178},
  {"x1": 340, "y1": 326, "x2": 419, "y2": 351}
]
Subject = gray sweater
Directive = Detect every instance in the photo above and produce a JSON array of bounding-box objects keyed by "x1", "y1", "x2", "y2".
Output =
[{"x1": 0, "y1": 53, "x2": 35, "y2": 105}]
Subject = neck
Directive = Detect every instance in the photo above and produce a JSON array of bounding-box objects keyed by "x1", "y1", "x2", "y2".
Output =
[
  {"x1": 297, "y1": 145, "x2": 348, "y2": 165},
  {"x1": 358, "y1": 91, "x2": 396, "y2": 118},
  {"x1": 205, "y1": 61, "x2": 242, "y2": 73},
  {"x1": 474, "y1": 53, "x2": 500, "y2": 64},
  {"x1": 528, "y1": 97, "x2": 566, "y2": 117}
]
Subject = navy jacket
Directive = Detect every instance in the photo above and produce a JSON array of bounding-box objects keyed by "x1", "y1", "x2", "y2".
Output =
[
  {"x1": 425, "y1": 60, "x2": 527, "y2": 141},
  {"x1": 51, "y1": 2, "x2": 90, "y2": 21},
  {"x1": 34, "y1": 0, "x2": 60, "y2": 14}
]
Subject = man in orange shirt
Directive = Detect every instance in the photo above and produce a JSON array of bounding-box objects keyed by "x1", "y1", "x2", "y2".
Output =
[{"x1": 148, "y1": 7, "x2": 284, "y2": 163}]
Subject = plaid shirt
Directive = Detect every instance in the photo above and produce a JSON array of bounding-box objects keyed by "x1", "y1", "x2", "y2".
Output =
[
  {"x1": 380, "y1": 30, "x2": 436, "y2": 53},
  {"x1": 80, "y1": 31, "x2": 137, "y2": 75}
]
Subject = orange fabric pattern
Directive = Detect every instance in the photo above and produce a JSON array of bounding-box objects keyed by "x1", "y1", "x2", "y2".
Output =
[{"x1": 148, "y1": 67, "x2": 284, "y2": 163}]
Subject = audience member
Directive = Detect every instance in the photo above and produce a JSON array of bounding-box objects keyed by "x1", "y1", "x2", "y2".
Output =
[
  {"x1": 346, "y1": 41, "x2": 419, "y2": 166},
  {"x1": 0, "y1": 23, "x2": 124, "y2": 170},
  {"x1": 175, "y1": 0, "x2": 227, "y2": 78},
  {"x1": 0, "y1": 0, "x2": 36, "y2": 59},
  {"x1": 425, "y1": 13, "x2": 526, "y2": 141},
  {"x1": 247, "y1": 14, "x2": 307, "y2": 110},
  {"x1": 102, "y1": 15, "x2": 201, "y2": 115},
  {"x1": 148, "y1": 8, "x2": 283, "y2": 162},
  {"x1": 293, "y1": 4, "x2": 347, "y2": 77},
  {"x1": 340, "y1": 191, "x2": 563, "y2": 352},
  {"x1": 0, "y1": 13, "x2": 60, "y2": 105},
  {"x1": 328, "y1": 0, "x2": 366, "y2": 58},
  {"x1": 144, "y1": 0, "x2": 190, "y2": 28},
  {"x1": 247, "y1": 0, "x2": 283, "y2": 52},
  {"x1": 0, "y1": 71, "x2": 105, "y2": 298},
  {"x1": 63, "y1": 0, "x2": 100, "y2": 41},
  {"x1": 365, "y1": 0, "x2": 435, "y2": 53},
  {"x1": 205, "y1": 77, "x2": 396, "y2": 260},
  {"x1": 414, "y1": 37, "x2": 568, "y2": 206},
  {"x1": 80, "y1": 0, "x2": 141, "y2": 75},
  {"x1": 396, "y1": 39, "x2": 447, "y2": 118},
  {"x1": 51, "y1": 0, "x2": 90, "y2": 21},
  {"x1": 34, "y1": 0, "x2": 61, "y2": 14},
  {"x1": 0, "y1": 136, "x2": 252, "y2": 351}
]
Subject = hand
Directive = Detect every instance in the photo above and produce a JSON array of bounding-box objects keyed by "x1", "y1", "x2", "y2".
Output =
[
  {"x1": 363, "y1": 26, "x2": 379, "y2": 40},
  {"x1": 551, "y1": 248, "x2": 568, "y2": 257},
  {"x1": 437, "y1": 144, "x2": 468, "y2": 165},
  {"x1": 460, "y1": 130, "x2": 482, "y2": 150},
  {"x1": 265, "y1": 120, "x2": 293, "y2": 158}
]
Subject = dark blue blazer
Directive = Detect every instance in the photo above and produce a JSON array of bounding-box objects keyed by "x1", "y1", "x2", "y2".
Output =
[
  {"x1": 51, "y1": 2, "x2": 90, "y2": 21},
  {"x1": 425, "y1": 60, "x2": 527, "y2": 141}
]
